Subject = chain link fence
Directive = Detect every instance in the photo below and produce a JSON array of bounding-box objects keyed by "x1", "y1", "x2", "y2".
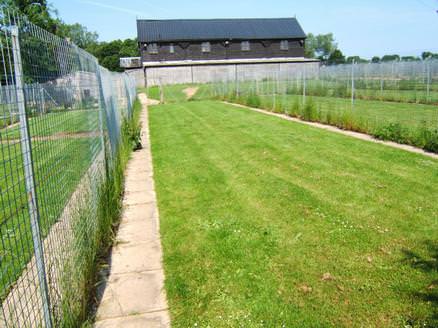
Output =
[{"x1": 0, "y1": 8, "x2": 136, "y2": 327}]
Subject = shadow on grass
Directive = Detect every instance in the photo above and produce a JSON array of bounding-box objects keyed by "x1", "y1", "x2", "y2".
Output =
[{"x1": 402, "y1": 240, "x2": 437, "y2": 327}]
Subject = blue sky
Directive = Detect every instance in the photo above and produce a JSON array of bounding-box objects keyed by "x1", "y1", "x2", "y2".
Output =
[{"x1": 51, "y1": 0, "x2": 438, "y2": 58}]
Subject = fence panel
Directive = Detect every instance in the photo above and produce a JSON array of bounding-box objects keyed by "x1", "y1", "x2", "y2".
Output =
[
  {"x1": 197, "y1": 59, "x2": 438, "y2": 153},
  {"x1": 0, "y1": 9, "x2": 136, "y2": 327}
]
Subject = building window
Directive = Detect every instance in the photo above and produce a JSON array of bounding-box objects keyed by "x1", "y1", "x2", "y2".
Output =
[
  {"x1": 169, "y1": 43, "x2": 175, "y2": 54},
  {"x1": 280, "y1": 40, "x2": 289, "y2": 51},
  {"x1": 241, "y1": 41, "x2": 250, "y2": 51},
  {"x1": 148, "y1": 43, "x2": 158, "y2": 54},
  {"x1": 201, "y1": 42, "x2": 211, "y2": 53}
]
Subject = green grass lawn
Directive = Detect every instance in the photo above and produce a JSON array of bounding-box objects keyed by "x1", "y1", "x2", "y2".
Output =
[
  {"x1": 146, "y1": 82, "x2": 438, "y2": 130},
  {"x1": 143, "y1": 83, "x2": 225, "y2": 104},
  {"x1": 142, "y1": 84, "x2": 193, "y2": 103},
  {"x1": 149, "y1": 100, "x2": 438, "y2": 327}
]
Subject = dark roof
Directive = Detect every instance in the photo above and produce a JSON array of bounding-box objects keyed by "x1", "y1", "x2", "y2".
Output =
[{"x1": 137, "y1": 18, "x2": 306, "y2": 43}]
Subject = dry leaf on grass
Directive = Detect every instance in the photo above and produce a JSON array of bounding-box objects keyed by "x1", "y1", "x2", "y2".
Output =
[
  {"x1": 298, "y1": 285, "x2": 312, "y2": 293},
  {"x1": 321, "y1": 272, "x2": 335, "y2": 281}
]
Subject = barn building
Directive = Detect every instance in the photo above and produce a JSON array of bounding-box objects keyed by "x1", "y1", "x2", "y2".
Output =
[{"x1": 134, "y1": 18, "x2": 319, "y2": 86}]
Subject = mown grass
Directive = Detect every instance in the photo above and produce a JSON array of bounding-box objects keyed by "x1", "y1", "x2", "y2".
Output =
[
  {"x1": 143, "y1": 83, "x2": 216, "y2": 104},
  {"x1": 146, "y1": 82, "x2": 438, "y2": 130},
  {"x1": 149, "y1": 100, "x2": 438, "y2": 327},
  {"x1": 215, "y1": 91, "x2": 438, "y2": 153},
  {"x1": 147, "y1": 81, "x2": 438, "y2": 152}
]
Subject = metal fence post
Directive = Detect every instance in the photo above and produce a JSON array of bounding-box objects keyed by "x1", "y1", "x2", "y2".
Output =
[
  {"x1": 39, "y1": 84, "x2": 45, "y2": 115},
  {"x1": 235, "y1": 64, "x2": 239, "y2": 97},
  {"x1": 351, "y1": 59, "x2": 355, "y2": 108},
  {"x1": 159, "y1": 79, "x2": 164, "y2": 104},
  {"x1": 302, "y1": 69, "x2": 306, "y2": 106},
  {"x1": 95, "y1": 64, "x2": 107, "y2": 155},
  {"x1": 426, "y1": 59, "x2": 431, "y2": 102},
  {"x1": 123, "y1": 73, "x2": 133, "y2": 118},
  {"x1": 11, "y1": 26, "x2": 53, "y2": 328}
]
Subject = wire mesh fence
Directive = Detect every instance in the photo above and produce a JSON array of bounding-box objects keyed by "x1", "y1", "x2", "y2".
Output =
[
  {"x1": 148, "y1": 59, "x2": 437, "y2": 153},
  {"x1": 0, "y1": 8, "x2": 135, "y2": 327}
]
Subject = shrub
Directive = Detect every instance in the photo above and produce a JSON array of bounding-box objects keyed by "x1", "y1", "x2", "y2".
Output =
[
  {"x1": 333, "y1": 84, "x2": 350, "y2": 98},
  {"x1": 289, "y1": 99, "x2": 301, "y2": 118},
  {"x1": 286, "y1": 85, "x2": 302, "y2": 95},
  {"x1": 271, "y1": 97, "x2": 284, "y2": 113},
  {"x1": 373, "y1": 123, "x2": 409, "y2": 144},
  {"x1": 303, "y1": 99, "x2": 317, "y2": 121},
  {"x1": 423, "y1": 129, "x2": 438, "y2": 153},
  {"x1": 325, "y1": 110, "x2": 333, "y2": 125},
  {"x1": 339, "y1": 110, "x2": 355, "y2": 130},
  {"x1": 246, "y1": 92, "x2": 261, "y2": 108},
  {"x1": 311, "y1": 83, "x2": 329, "y2": 97}
]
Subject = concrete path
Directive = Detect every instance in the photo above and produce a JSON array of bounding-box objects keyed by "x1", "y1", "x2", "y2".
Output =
[
  {"x1": 94, "y1": 94, "x2": 170, "y2": 327},
  {"x1": 225, "y1": 102, "x2": 438, "y2": 160}
]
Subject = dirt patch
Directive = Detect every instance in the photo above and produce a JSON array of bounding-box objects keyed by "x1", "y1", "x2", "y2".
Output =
[
  {"x1": 183, "y1": 87, "x2": 199, "y2": 100},
  {"x1": 139, "y1": 93, "x2": 160, "y2": 106}
]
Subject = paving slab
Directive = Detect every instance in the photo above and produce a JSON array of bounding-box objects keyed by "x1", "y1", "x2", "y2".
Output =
[
  {"x1": 125, "y1": 177, "x2": 154, "y2": 193},
  {"x1": 96, "y1": 270, "x2": 167, "y2": 320},
  {"x1": 125, "y1": 170, "x2": 153, "y2": 181},
  {"x1": 110, "y1": 242, "x2": 163, "y2": 274},
  {"x1": 94, "y1": 94, "x2": 170, "y2": 327},
  {"x1": 95, "y1": 311, "x2": 170, "y2": 328},
  {"x1": 117, "y1": 218, "x2": 159, "y2": 244},
  {"x1": 123, "y1": 190, "x2": 156, "y2": 206},
  {"x1": 121, "y1": 203, "x2": 159, "y2": 223}
]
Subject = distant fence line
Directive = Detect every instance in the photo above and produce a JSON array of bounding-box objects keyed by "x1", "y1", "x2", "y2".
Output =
[
  {"x1": 186, "y1": 57, "x2": 437, "y2": 153},
  {"x1": 196, "y1": 58, "x2": 438, "y2": 106},
  {"x1": 143, "y1": 59, "x2": 438, "y2": 103},
  {"x1": 0, "y1": 8, "x2": 136, "y2": 327},
  {"x1": 320, "y1": 59, "x2": 438, "y2": 80}
]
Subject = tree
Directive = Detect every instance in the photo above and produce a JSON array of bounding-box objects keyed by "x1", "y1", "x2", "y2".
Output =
[
  {"x1": 86, "y1": 39, "x2": 139, "y2": 72},
  {"x1": 422, "y1": 51, "x2": 438, "y2": 60},
  {"x1": 400, "y1": 56, "x2": 420, "y2": 62},
  {"x1": 371, "y1": 56, "x2": 380, "y2": 63},
  {"x1": 346, "y1": 56, "x2": 368, "y2": 64},
  {"x1": 381, "y1": 54, "x2": 400, "y2": 62},
  {"x1": 305, "y1": 33, "x2": 337, "y2": 61},
  {"x1": 327, "y1": 49, "x2": 345, "y2": 65},
  {"x1": 1, "y1": 0, "x2": 100, "y2": 48},
  {"x1": 58, "y1": 23, "x2": 98, "y2": 49},
  {"x1": 2, "y1": 0, "x2": 139, "y2": 72},
  {"x1": 0, "y1": 0, "x2": 62, "y2": 34}
]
